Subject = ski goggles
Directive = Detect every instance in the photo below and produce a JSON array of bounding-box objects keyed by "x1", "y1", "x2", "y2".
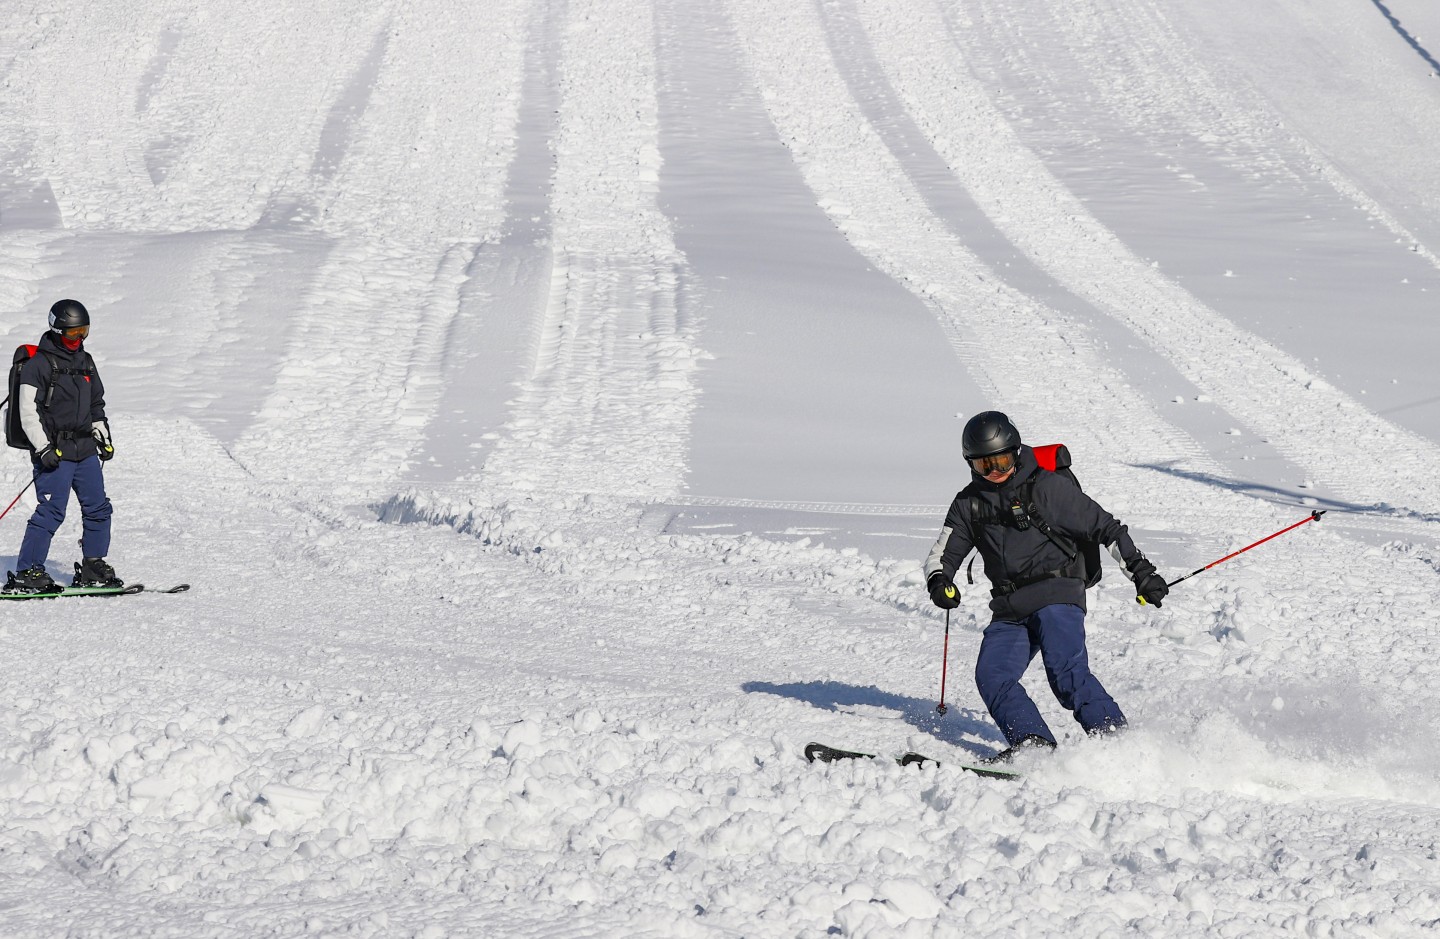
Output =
[
  {"x1": 60, "y1": 325, "x2": 89, "y2": 340},
  {"x1": 969, "y1": 449, "x2": 1018, "y2": 477}
]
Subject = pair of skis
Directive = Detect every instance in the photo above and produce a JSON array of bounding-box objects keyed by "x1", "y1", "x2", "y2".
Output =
[
  {"x1": 1, "y1": 583, "x2": 190, "y2": 600},
  {"x1": 804, "y1": 742, "x2": 1022, "y2": 780}
]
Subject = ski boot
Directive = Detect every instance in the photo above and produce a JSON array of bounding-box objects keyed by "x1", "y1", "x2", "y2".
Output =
[
  {"x1": 4, "y1": 567, "x2": 59, "y2": 595},
  {"x1": 981, "y1": 734, "x2": 1056, "y2": 765},
  {"x1": 73, "y1": 557, "x2": 122, "y2": 589}
]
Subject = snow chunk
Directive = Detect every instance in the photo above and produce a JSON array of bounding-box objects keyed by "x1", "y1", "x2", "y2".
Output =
[
  {"x1": 877, "y1": 878, "x2": 944, "y2": 919},
  {"x1": 284, "y1": 705, "x2": 327, "y2": 739}
]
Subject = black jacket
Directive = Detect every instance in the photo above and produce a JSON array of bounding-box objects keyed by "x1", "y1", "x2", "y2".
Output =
[
  {"x1": 925, "y1": 445, "x2": 1142, "y2": 621},
  {"x1": 18, "y1": 332, "x2": 106, "y2": 462}
]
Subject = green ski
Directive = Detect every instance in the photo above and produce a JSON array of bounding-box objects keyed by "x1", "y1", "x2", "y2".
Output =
[{"x1": 0, "y1": 583, "x2": 189, "y2": 600}]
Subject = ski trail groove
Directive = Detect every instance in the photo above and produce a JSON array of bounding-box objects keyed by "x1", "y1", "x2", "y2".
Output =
[
  {"x1": 854, "y1": 0, "x2": 1440, "y2": 519},
  {"x1": 967, "y1": 0, "x2": 1440, "y2": 271},
  {"x1": 146, "y1": 2, "x2": 391, "y2": 231},
  {"x1": 814, "y1": 0, "x2": 1321, "y2": 496},
  {"x1": 478, "y1": 0, "x2": 699, "y2": 504},
  {"x1": 234, "y1": 0, "x2": 530, "y2": 483},
  {"x1": 724, "y1": 0, "x2": 1212, "y2": 508}
]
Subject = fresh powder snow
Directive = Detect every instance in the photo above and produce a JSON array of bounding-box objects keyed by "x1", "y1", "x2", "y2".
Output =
[{"x1": 1, "y1": 0, "x2": 1438, "y2": 936}]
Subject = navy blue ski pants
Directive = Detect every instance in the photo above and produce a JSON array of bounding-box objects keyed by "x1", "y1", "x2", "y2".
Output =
[
  {"x1": 974, "y1": 603, "x2": 1126, "y2": 746},
  {"x1": 17, "y1": 455, "x2": 111, "y2": 572}
]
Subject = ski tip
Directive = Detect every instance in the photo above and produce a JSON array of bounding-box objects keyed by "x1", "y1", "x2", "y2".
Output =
[
  {"x1": 126, "y1": 584, "x2": 191, "y2": 594},
  {"x1": 804, "y1": 742, "x2": 873, "y2": 764},
  {"x1": 958, "y1": 763, "x2": 1024, "y2": 780}
]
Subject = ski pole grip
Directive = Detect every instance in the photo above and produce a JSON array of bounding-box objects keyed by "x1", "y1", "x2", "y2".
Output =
[{"x1": 944, "y1": 585, "x2": 956, "y2": 599}]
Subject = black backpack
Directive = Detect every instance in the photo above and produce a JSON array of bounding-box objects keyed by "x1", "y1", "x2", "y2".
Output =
[
  {"x1": 962, "y1": 443, "x2": 1104, "y2": 589},
  {"x1": 5, "y1": 344, "x2": 42, "y2": 450}
]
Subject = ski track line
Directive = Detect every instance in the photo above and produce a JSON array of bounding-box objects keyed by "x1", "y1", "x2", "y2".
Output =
[
  {"x1": 0, "y1": 12, "x2": 59, "y2": 229},
  {"x1": 12, "y1": 2, "x2": 389, "y2": 232},
  {"x1": 1167, "y1": 0, "x2": 1440, "y2": 257},
  {"x1": 0, "y1": 9, "x2": 42, "y2": 83},
  {"x1": 75, "y1": 232, "x2": 256, "y2": 428},
  {"x1": 723, "y1": 0, "x2": 1228, "y2": 514},
  {"x1": 236, "y1": 242, "x2": 473, "y2": 481},
  {"x1": 477, "y1": 0, "x2": 699, "y2": 505},
  {"x1": 17, "y1": 5, "x2": 164, "y2": 229},
  {"x1": 855, "y1": 0, "x2": 1440, "y2": 519},
  {"x1": 0, "y1": 231, "x2": 49, "y2": 316},
  {"x1": 959, "y1": 0, "x2": 1291, "y2": 189},
  {"x1": 144, "y1": 2, "x2": 392, "y2": 232},
  {"x1": 314, "y1": 0, "x2": 531, "y2": 245},
  {"x1": 404, "y1": 0, "x2": 564, "y2": 483},
  {"x1": 234, "y1": 1, "x2": 530, "y2": 482},
  {"x1": 968, "y1": 0, "x2": 1440, "y2": 269},
  {"x1": 812, "y1": 0, "x2": 1341, "y2": 509},
  {"x1": 393, "y1": 242, "x2": 477, "y2": 461},
  {"x1": 966, "y1": 0, "x2": 1440, "y2": 273}
]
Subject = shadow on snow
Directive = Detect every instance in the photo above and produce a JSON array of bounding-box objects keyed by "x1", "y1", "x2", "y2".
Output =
[
  {"x1": 742, "y1": 679, "x2": 1004, "y2": 757},
  {"x1": 1134, "y1": 462, "x2": 1440, "y2": 526}
]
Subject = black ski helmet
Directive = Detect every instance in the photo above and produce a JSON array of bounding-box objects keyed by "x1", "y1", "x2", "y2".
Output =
[
  {"x1": 962, "y1": 411, "x2": 1022, "y2": 459},
  {"x1": 48, "y1": 299, "x2": 90, "y2": 333}
]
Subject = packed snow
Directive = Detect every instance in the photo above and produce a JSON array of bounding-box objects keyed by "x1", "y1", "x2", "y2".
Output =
[{"x1": 2, "y1": 0, "x2": 1439, "y2": 935}]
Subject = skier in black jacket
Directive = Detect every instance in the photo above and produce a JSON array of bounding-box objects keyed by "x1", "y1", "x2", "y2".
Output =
[
  {"x1": 4, "y1": 299, "x2": 120, "y2": 594},
  {"x1": 924, "y1": 411, "x2": 1167, "y2": 761}
]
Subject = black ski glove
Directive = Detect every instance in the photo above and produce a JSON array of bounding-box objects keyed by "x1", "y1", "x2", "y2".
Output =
[
  {"x1": 37, "y1": 445, "x2": 61, "y2": 471},
  {"x1": 927, "y1": 573, "x2": 961, "y2": 610},
  {"x1": 1128, "y1": 557, "x2": 1168, "y2": 607}
]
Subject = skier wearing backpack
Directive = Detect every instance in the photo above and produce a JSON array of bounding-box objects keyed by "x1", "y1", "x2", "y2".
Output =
[
  {"x1": 3, "y1": 299, "x2": 120, "y2": 594},
  {"x1": 924, "y1": 411, "x2": 1167, "y2": 762}
]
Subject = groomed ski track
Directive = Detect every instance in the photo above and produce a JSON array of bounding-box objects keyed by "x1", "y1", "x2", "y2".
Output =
[{"x1": 1, "y1": 0, "x2": 1439, "y2": 935}]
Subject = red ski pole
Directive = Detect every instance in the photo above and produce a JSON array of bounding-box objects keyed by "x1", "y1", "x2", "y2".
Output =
[
  {"x1": 1140, "y1": 509, "x2": 1326, "y2": 604},
  {"x1": 0, "y1": 475, "x2": 36, "y2": 525}
]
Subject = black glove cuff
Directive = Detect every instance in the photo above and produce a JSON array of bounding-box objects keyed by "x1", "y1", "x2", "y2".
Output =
[{"x1": 1127, "y1": 556, "x2": 1156, "y2": 578}]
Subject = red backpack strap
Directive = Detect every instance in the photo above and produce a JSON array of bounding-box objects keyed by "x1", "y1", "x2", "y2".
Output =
[{"x1": 1033, "y1": 443, "x2": 1071, "y2": 472}]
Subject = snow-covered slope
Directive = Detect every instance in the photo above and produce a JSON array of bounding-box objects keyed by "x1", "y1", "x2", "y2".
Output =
[{"x1": 2, "y1": 1, "x2": 1438, "y2": 935}]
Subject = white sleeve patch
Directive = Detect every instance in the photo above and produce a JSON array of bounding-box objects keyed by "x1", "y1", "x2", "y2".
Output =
[
  {"x1": 1110, "y1": 543, "x2": 1137, "y2": 581},
  {"x1": 924, "y1": 525, "x2": 953, "y2": 580},
  {"x1": 17, "y1": 384, "x2": 47, "y2": 452}
]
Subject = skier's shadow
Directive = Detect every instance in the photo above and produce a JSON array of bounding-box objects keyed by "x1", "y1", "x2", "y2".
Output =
[{"x1": 742, "y1": 679, "x2": 1003, "y2": 757}]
